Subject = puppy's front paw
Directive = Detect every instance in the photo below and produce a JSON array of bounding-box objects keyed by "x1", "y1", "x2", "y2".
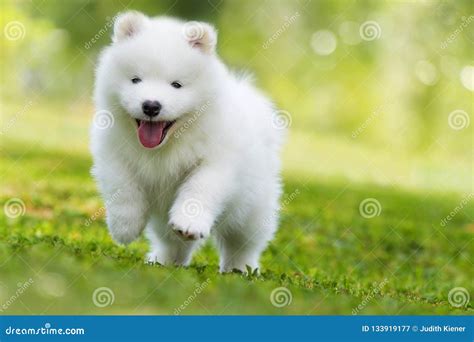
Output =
[
  {"x1": 106, "y1": 213, "x2": 145, "y2": 245},
  {"x1": 169, "y1": 214, "x2": 211, "y2": 241},
  {"x1": 110, "y1": 229, "x2": 139, "y2": 245}
]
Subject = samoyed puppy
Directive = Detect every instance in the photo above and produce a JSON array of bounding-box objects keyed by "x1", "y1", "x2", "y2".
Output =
[{"x1": 91, "y1": 11, "x2": 284, "y2": 272}]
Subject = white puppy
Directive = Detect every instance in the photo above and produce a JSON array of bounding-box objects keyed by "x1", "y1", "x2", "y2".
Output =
[{"x1": 91, "y1": 11, "x2": 284, "y2": 272}]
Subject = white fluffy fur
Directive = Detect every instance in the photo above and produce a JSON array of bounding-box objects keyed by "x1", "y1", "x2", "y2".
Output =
[{"x1": 91, "y1": 11, "x2": 284, "y2": 272}]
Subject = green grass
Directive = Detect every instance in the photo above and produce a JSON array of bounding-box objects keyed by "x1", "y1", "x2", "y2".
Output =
[{"x1": 0, "y1": 101, "x2": 473, "y2": 315}]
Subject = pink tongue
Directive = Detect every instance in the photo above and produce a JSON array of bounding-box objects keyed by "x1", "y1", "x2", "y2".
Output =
[{"x1": 137, "y1": 121, "x2": 166, "y2": 148}]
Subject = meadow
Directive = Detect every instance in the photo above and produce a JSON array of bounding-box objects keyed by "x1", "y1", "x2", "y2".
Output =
[{"x1": 1, "y1": 99, "x2": 472, "y2": 315}]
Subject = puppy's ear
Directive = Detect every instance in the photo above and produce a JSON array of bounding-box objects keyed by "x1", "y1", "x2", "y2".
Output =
[
  {"x1": 113, "y1": 11, "x2": 148, "y2": 42},
  {"x1": 182, "y1": 21, "x2": 217, "y2": 54}
]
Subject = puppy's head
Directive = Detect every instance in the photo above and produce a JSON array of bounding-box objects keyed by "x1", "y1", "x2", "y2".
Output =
[{"x1": 98, "y1": 11, "x2": 219, "y2": 148}]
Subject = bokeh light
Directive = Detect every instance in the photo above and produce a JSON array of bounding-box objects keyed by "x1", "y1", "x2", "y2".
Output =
[{"x1": 311, "y1": 30, "x2": 337, "y2": 56}]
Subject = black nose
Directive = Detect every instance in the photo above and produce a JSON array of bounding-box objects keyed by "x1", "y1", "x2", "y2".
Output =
[{"x1": 142, "y1": 100, "x2": 161, "y2": 117}]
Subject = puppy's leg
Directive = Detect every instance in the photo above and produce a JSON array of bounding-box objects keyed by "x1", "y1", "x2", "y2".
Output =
[
  {"x1": 145, "y1": 219, "x2": 201, "y2": 266},
  {"x1": 216, "y1": 207, "x2": 278, "y2": 273},
  {"x1": 169, "y1": 162, "x2": 235, "y2": 241},
  {"x1": 104, "y1": 183, "x2": 149, "y2": 244},
  {"x1": 93, "y1": 164, "x2": 149, "y2": 245},
  {"x1": 215, "y1": 234, "x2": 263, "y2": 273}
]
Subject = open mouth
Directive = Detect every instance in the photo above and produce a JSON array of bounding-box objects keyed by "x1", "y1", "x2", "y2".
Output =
[{"x1": 135, "y1": 119, "x2": 176, "y2": 148}]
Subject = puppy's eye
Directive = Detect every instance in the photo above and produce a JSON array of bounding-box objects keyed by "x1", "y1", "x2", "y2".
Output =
[
  {"x1": 171, "y1": 81, "x2": 182, "y2": 89},
  {"x1": 131, "y1": 77, "x2": 142, "y2": 84}
]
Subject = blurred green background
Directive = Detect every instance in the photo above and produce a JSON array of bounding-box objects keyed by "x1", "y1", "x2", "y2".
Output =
[
  {"x1": 0, "y1": 0, "x2": 472, "y2": 315},
  {"x1": 1, "y1": 0, "x2": 473, "y2": 192}
]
